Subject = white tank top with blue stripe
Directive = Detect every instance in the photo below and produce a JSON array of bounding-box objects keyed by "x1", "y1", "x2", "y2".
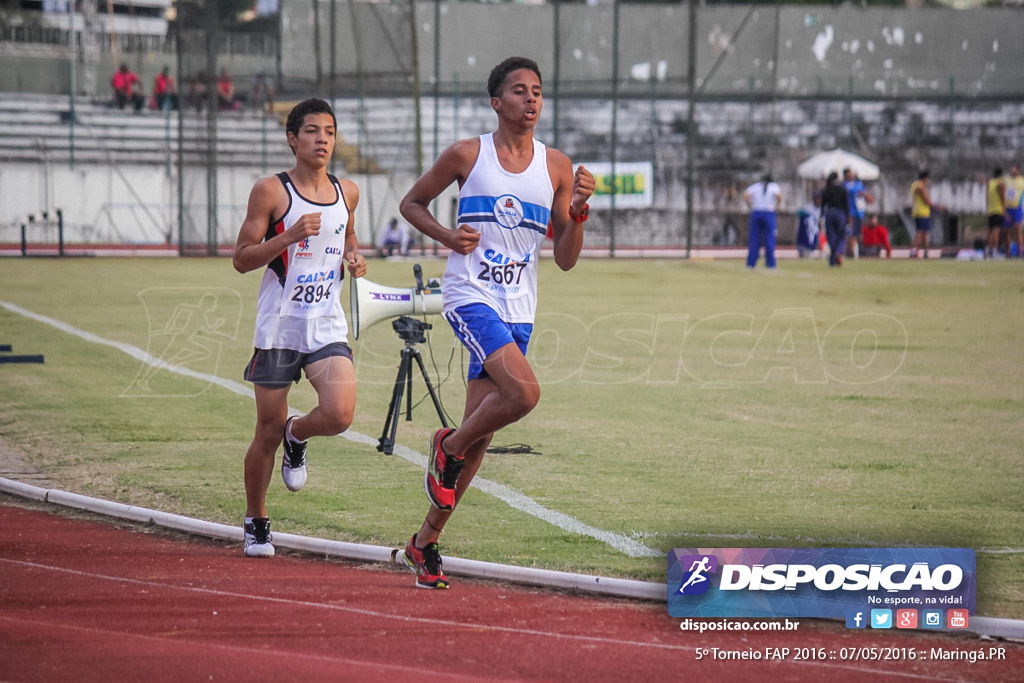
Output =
[{"x1": 442, "y1": 133, "x2": 553, "y2": 323}]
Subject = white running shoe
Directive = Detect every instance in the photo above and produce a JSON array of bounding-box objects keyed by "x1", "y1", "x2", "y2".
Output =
[
  {"x1": 281, "y1": 415, "x2": 308, "y2": 492},
  {"x1": 243, "y1": 517, "x2": 275, "y2": 558}
]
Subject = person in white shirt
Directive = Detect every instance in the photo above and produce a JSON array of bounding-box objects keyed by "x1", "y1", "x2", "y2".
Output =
[
  {"x1": 742, "y1": 174, "x2": 783, "y2": 268},
  {"x1": 377, "y1": 217, "x2": 413, "y2": 256}
]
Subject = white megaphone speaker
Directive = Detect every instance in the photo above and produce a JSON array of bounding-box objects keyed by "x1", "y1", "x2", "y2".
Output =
[{"x1": 349, "y1": 264, "x2": 443, "y2": 339}]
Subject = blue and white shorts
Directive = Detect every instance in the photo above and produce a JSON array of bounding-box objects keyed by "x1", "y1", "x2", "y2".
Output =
[{"x1": 445, "y1": 303, "x2": 533, "y2": 381}]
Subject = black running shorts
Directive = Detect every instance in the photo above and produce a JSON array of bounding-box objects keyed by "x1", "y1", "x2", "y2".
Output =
[{"x1": 244, "y1": 342, "x2": 353, "y2": 388}]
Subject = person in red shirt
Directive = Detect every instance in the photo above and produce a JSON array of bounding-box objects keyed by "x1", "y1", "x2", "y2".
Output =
[
  {"x1": 217, "y1": 68, "x2": 238, "y2": 111},
  {"x1": 152, "y1": 66, "x2": 179, "y2": 111},
  {"x1": 861, "y1": 214, "x2": 892, "y2": 258},
  {"x1": 111, "y1": 63, "x2": 144, "y2": 112}
]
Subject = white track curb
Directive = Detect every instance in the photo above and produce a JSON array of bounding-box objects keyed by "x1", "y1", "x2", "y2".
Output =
[
  {"x1": 0, "y1": 478, "x2": 661, "y2": 600},
  {"x1": 3, "y1": 477, "x2": 1022, "y2": 639}
]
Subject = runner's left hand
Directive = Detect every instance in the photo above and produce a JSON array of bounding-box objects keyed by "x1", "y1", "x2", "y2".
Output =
[
  {"x1": 571, "y1": 165, "x2": 596, "y2": 212},
  {"x1": 345, "y1": 250, "x2": 367, "y2": 278}
]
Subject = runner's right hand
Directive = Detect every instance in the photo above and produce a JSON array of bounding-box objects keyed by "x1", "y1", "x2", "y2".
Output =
[{"x1": 447, "y1": 224, "x2": 480, "y2": 255}]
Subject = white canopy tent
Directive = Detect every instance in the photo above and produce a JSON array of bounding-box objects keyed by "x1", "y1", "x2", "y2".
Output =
[{"x1": 797, "y1": 148, "x2": 880, "y2": 181}]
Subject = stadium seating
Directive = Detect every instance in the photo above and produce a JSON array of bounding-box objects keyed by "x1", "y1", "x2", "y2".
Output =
[
  {"x1": 0, "y1": 92, "x2": 294, "y2": 168},
  {"x1": 5, "y1": 90, "x2": 1022, "y2": 183}
]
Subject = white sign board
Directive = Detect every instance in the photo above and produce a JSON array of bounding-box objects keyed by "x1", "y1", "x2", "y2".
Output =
[{"x1": 578, "y1": 161, "x2": 654, "y2": 209}]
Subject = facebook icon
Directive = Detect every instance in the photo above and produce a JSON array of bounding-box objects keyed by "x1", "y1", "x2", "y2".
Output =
[{"x1": 845, "y1": 609, "x2": 867, "y2": 629}]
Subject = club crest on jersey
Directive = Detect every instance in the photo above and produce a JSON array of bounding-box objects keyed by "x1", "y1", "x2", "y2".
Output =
[{"x1": 493, "y1": 194, "x2": 524, "y2": 229}]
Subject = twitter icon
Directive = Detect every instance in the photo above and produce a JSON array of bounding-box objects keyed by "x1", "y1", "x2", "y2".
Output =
[{"x1": 870, "y1": 609, "x2": 893, "y2": 629}]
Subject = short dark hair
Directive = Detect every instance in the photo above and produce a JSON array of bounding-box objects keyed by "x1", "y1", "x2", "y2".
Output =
[
  {"x1": 918, "y1": 169, "x2": 930, "y2": 180},
  {"x1": 487, "y1": 57, "x2": 542, "y2": 98},
  {"x1": 286, "y1": 98, "x2": 337, "y2": 138},
  {"x1": 993, "y1": 167, "x2": 1003, "y2": 178}
]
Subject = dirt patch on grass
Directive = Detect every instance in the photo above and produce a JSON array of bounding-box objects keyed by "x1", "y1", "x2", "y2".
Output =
[{"x1": 0, "y1": 437, "x2": 55, "y2": 488}]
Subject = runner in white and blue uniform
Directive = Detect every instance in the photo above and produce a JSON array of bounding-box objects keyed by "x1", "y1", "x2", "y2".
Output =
[
  {"x1": 232, "y1": 98, "x2": 367, "y2": 559},
  {"x1": 396, "y1": 56, "x2": 596, "y2": 589},
  {"x1": 442, "y1": 131, "x2": 552, "y2": 379}
]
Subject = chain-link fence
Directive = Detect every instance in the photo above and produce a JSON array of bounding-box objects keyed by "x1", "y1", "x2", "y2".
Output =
[{"x1": 3, "y1": 2, "x2": 1023, "y2": 254}]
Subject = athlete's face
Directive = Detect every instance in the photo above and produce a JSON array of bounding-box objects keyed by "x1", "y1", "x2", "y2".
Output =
[
  {"x1": 288, "y1": 112, "x2": 335, "y2": 165},
  {"x1": 492, "y1": 69, "x2": 542, "y2": 127}
]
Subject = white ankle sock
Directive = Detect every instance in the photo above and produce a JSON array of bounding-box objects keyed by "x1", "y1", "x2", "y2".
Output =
[{"x1": 286, "y1": 418, "x2": 305, "y2": 444}]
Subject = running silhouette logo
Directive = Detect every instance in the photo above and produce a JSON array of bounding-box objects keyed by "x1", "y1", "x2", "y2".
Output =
[
  {"x1": 676, "y1": 554, "x2": 718, "y2": 595},
  {"x1": 124, "y1": 288, "x2": 242, "y2": 398}
]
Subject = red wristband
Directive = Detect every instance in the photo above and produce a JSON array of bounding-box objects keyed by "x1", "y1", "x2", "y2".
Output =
[{"x1": 569, "y1": 203, "x2": 590, "y2": 223}]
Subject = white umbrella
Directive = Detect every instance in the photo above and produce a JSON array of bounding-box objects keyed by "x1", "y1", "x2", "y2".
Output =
[{"x1": 797, "y1": 148, "x2": 880, "y2": 181}]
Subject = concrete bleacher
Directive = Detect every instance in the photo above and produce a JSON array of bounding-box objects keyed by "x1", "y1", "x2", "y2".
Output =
[
  {"x1": 329, "y1": 97, "x2": 496, "y2": 176},
  {"x1": 6, "y1": 90, "x2": 1023, "y2": 190},
  {"x1": 0, "y1": 93, "x2": 294, "y2": 168},
  {"x1": 6, "y1": 89, "x2": 1024, "y2": 250}
]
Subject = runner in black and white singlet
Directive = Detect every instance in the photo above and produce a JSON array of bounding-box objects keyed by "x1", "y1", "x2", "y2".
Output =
[
  {"x1": 251, "y1": 171, "x2": 352, "y2": 352},
  {"x1": 232, "y1": 98, "x2": 367, "y2": 559},
  {"x1": 397, "y1": 56, "x2": 595, "y2": 589}
]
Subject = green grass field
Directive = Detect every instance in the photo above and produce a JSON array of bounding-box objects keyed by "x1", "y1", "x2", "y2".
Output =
[{"x1": 1, "y1": 256, "x2": 1021, "y2": 618}]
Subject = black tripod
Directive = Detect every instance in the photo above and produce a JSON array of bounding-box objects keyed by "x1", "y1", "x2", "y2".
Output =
[{"x1": 377, "y1": 315, "x2": 449, "y2": 455}]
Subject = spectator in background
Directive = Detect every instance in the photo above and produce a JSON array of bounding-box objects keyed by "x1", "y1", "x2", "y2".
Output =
[
  {"x1": 153, "y1": 66, "x2": 179, "y2": 111},
  {"x1": 909, "y1": 169, "x2": 943, "y2": 259},
  {"x1": 861, "y1": 214, "x2": 892, "y2": 258},
  {"x1": 985, "y1": 167, "x2": 1007, "y2": 259},
  {"x1": 1004, "y1": 164, "x2": 1024, "y2": 259},
  {"x1": 821, "y1": 171, "x2": 849, "y2": 267},
  {"x1": 217, "y1": 68, "x2": 238, "y2": 111},
  {"x1": 249, "y1": 72, "x2": 275, "y2": 114},
  {"x1": 112, "y1": 63, "x2": 145, "y2": 112},
  {"x1": 188, "y1": 72, "x2": 209, "y2": 113},
  {"x1": 843, "y1": 168, "x2": 874, "y2": 259},
  {"x1": 377, "y1": 217, "x2": 414, "y2": 257},
  {"x1": 742, "y1": 173, "x2": 782, "y2": 269},
  {"x1": 796, "y1": 191, "x2": 822, "y2": 259}
]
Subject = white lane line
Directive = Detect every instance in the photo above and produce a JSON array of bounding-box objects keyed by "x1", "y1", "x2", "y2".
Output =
[
  {"x1": 0, "y1": 558, "x2": 972, "y2": 681},
  {"x1": 0, "y1": 301, "x2": 660, "y2": 558},
  {"x1": 629, "y1": 530, "x2": 1024, "y2": 555},
  {"x1": 0, "y1": 615, "x2": 503, "y2": 683},
  {"x1": 2, "y1": 557, "x2": 689, "y2": 651}
]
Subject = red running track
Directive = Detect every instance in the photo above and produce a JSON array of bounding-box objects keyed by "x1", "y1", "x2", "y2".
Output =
[{"x1": 0, "y1": 502, "x2": 1020, "y2": 682}]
